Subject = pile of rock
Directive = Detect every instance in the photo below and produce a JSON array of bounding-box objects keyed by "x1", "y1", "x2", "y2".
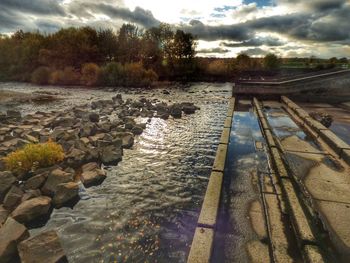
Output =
[{"x1": 0, "y1": 93, "x2": 200, "y2": 262}]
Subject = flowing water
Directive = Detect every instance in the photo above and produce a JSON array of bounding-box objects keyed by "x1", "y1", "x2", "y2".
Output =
[{"x1": 0, "y1": 82, "x2": 231, "y2": 262}]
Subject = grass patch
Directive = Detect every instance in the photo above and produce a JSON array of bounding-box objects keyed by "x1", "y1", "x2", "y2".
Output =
[{"x1": 3, "y1": 140, "x2": 65, "y2": 175}]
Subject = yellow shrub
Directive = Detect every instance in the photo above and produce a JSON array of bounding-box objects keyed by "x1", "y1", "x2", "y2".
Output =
[{"x1": 3, "y1": 140, "x2": 65, "y2": 175}]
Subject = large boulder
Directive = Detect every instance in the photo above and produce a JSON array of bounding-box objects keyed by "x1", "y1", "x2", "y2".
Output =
[
  {"x1": 3, "y1": 185, "x2": 24, "y2": 210},
  {"x1": 11, "y1": 196, "x2": 52, "y2": 224},
  {"x1": 80, "y1": 163, "x2": 106, "y2": 187},
  {"x1": 100, "y1": 146, "x2": 122, "y2": 165},
  {"x1": 0, "y1": 217, "x2": 29, "y2": 263},
  {"x1": 0, "y1": 205, "x2": 9, "y2": 226},
  {"x1": 18, "y1": 230, "x2": 67, "y2": 263},
  {"x1": 0, "y1": 171, "x2": 17, "y2": 201},
  {"x1": 24, "y1": 174, "x2": 47, "y2": 190},
  {"x1": 64, "y1": 148, "x2": 87, "y2": 168},
  {"x1": 42, "y1": 169, "x2": 73, "y2": 196},
  {"x1": 53, "y1": 182, "x2": 79, "y2": 207}
]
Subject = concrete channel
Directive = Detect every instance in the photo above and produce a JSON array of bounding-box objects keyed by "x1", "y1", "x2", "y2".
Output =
[{"x1": 187, "y1": 95, "x2": 349, "y2": 262}]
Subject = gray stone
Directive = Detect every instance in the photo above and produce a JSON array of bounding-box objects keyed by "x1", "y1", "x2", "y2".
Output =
[
  {"x1": 24, "y1": 174, "x2": 46, "y2": 190},
  {"x1": 65, "y1": 148, "x2": 87, "y2": 168},
  {"x1": 131, "y1": 125, "x2": 143, "y2": 135},
  {"x1": 0, "y1": 205, "x2": 9, "y2": 226},
  {"x1": 51, "y1": 117, "x2": 75, "y2": 128},
  {"x1": 170, "y1": 104, "x2": 182, "y2": 118},
  {"x1": 6, "y1": 110, "x2": 21, "y2": 118},
  {"x1": 89, "y1": 112, "x2": 100, "y2": 123},
  {"x1": 42, "y1": 169, "x2": 74, "y2": 196},
  {"x1": 53, "y1": 182, "x2": 79, "y2": 207},
  {"x1": 11, "y1": 196, "x2": 52, "y2": 224},
  {"x1": 0, "y1": 171, "x2": 17, "y2": 201},
  {"x1": 0, "y1": 217, "x2": 29, "y2": 263},
  {"x1": 115, "y1": 132, "x2": 134, "y2": 149},
  {"x1": 21, "y1": 190, "x2": 41, "y2": 203},
  {"x1": 18, "y1": 230, "x2": 67, "y2": 263},
  {"x1": 3, "y1": 185, "x2": 24, "y2": 210},
  {"x1": 100, "y1": 146, "x2": 123, "y2": 165},
  {"x1": 81, "y1": 163, "x2": 106, "y2": 187}
]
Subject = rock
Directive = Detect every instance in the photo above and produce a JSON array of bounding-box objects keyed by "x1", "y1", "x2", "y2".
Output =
[
  {"x1": 162, "y1": 90, "x2": 170, "y2": 95},
  {"x1": 53, "y1": 182, "x2": 79, "y2": 207},
  {"x1": 23, "y1": 134, "x2": 39, "y2": 143},
  {"x1": 24, "y1": 174, "x2": 46, "y2": 190},
  {"x1": 89, "y1": 112, "x2": 100, "y2": 123},
  {"x1": 170, "y1": 104, "x2": 182, "y2": 118},
  {"x1": 6, "y1": 110, "x2": 21, "y2": 119},
  {"x1": 79, "y1": 123, "x2": 97, "y2": 137},
  {"x1": 3, "y1": 186, "x2": 24, "y2": 210},
  {"x1": 64, "y1": 148, "x2": 87, "y2": 168},
  {"x1": 0, "y1": 171, "x2": 17, "y2": 201},
  {"x1": 21, "y1": 190, "x2": 41, "y2": 203},
  {"x1": 18, "y1": 230, "x2": 67, "y2": 263},
  {"x1": 0, "y1": 217, "x2": 29, "y2": 263},
  {"x1": 42, "y1": 169, "x2": 74, "y2": 196},
  {"x1": 100, "y1": 146, "x2": 123, "y2": 165},
  {"x1": 131, "y1": 125, "x2": 144, "y2": 135},
  {"x1": 81, "y1": 163, "x2": 106, "y2": 187},
  {"x1": 11, "y1": 196, "x2": 52, "y2": 224},
  {"x1": 181, "y1": 103, "x2": 197, "y2": 114},
  {"x1": 0, "y1": 205, "x2": 9, "y2": 226},
  {"x1": 51, "y1": 117, "x2": 75, "y2": 128},
  {"x1": 114, "y1": 132, "x2": 134, "y2": 149}
]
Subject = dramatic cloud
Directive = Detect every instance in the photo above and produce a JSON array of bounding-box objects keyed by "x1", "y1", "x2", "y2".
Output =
[
  {"x1": 0, "y1": 0, "x2": 349, "y2": 57},
  {"x1": 221, "y1": 36, "x2": 285, "y2": 47}
]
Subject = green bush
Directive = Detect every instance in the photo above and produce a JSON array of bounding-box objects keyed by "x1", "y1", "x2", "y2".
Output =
[{"x1": 31, "y1": 67, "x2": 51, "y2": 85}]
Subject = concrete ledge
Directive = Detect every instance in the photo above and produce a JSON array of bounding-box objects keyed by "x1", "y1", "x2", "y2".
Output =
[
  {"x1": 304, "y1": 117, "x2": 327, "y2": 135},
  {"x1": 341, "y1": 149, "x2": 350, "y2": 165},
  {"x1": 270, "y1": 148, "x2": 289, "y2": 178},
  {"x1": 213, "y1": 144, "x2": 228, "y2": 172},
  {"x1": 227, "y1": 98, "x2": 236, "y2": 117},
  {"x1": 260, "y1": 117, "x2": 270, "y2": 130},
  {"x1": 303, "y1": 245, "x2": 325, "y2": 263},
  {"x1": 198, "y1": 171, "x2": 223, "y2": 228},
  {"x1": 265, "y1": 129, "x2": 276, "y2": 148},
  {"x1": 220, "y1": 128, "x2": 230, "y2": 145},
  {"x1": 187, "y1": 227, "x2": 214, "y2": 263},
  {"x1": 280, "y1": 178, "x2": 316, "y2": 243},
  {"x1": 319, "y1": 130, "x2": 350, "y2": 155},
  {"x1": 224, "y1": 117, "x2": 233, "y2": 128}
]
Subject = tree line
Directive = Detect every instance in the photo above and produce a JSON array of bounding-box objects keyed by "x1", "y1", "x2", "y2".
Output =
[
  {"x1": 0, "y1": 23, "x2": 196, "y2": 87},
  {"x1": 0, "y1": 23, "x2": 348, "y2": 87}
]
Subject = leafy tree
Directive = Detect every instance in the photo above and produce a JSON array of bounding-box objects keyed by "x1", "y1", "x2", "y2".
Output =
[
  {"x1": 81, "y1": 63, "x2": 100, "y2": 86},
  {"x1": 236, "y1": 53, "x2": 251, "y2": 70},
  {"x1": 263, "y1": 53, "x2": 281, "y2": 70}
]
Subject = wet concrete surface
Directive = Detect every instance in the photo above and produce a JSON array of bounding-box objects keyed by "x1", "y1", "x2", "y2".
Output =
[{"x1": 263, "y1": 101, "x2": 350, "y2": 261}]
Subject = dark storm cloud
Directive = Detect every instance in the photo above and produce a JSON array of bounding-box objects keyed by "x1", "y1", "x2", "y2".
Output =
[
  {"x1": 221, "y1": 36, "x2": 285, "y2": 47},
  {"x1": 198, "y1": 47, "x2": 230, "y2": 54},
  {"x1": 0, "y1": 0, "x2": 65, "y2": 15},
  {"x1": 278, "y1": 0, "x2": 347, "y2": 12},
  {"x1": 240, "y1": 47, "x2": 268, "y2": 56},
  {"x1": 182, "y1": 2, "x2": 350, "y2": 44},
  {"x1": 183, "y1": 20, "x2": 253, "y2": 41},
  {"x1": 95, "y1": 5, "x2": 160, "y2": 28}
]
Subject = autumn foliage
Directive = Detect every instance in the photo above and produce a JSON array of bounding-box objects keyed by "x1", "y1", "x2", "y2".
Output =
[{"x1": 3, "y1": 140, "x2": 65, "y2": 175}]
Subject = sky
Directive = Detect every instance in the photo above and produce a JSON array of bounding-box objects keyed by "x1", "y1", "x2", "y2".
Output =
[{"x1": 0, "y1": 0, "x2": 349, "y2": 58}]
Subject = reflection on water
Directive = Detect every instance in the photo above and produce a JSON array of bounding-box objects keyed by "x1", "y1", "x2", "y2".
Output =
[
  {"x1": 212, "y1": 102, "x2": 269, "y2": 263},
  {"x1": 7, "y1": 83, "x2": 233, "y2": 262}
]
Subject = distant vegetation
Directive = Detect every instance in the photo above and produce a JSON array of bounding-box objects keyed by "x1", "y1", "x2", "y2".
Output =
[{"x1": 0, "y1": 24, "x2": 348, "y2": 86}]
